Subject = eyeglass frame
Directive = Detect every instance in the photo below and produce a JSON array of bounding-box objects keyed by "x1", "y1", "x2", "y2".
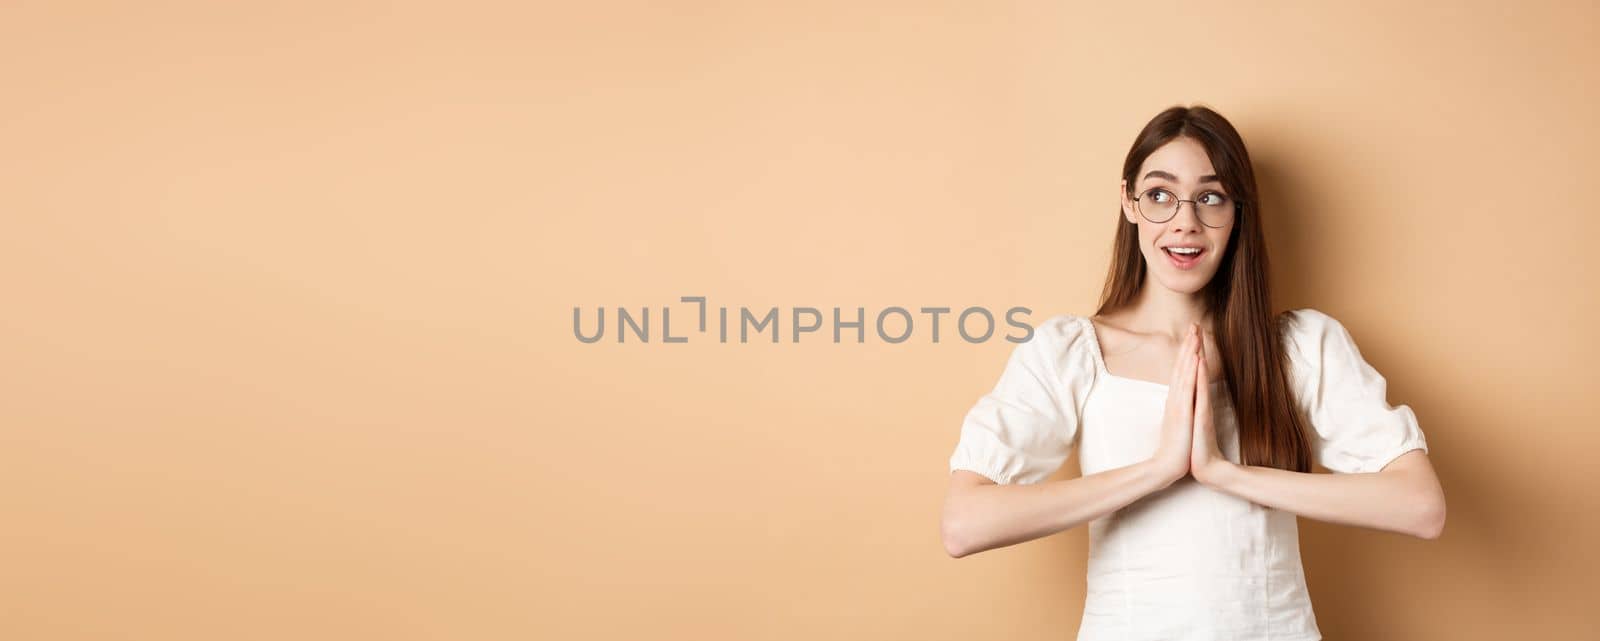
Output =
[{"x1": 1129, "y1": 186, "x2": 1244, "y2": 229}]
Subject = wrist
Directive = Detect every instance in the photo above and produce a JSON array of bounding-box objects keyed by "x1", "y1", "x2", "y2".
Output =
[
  {"x1": 1141, "y1": 456, "x2": 1183, "y2": 491},
  {"x1": 1198, "y1": 457, "x2": 1239, "y2": 489}
]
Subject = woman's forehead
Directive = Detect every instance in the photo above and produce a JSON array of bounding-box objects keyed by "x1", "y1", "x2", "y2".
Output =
[{"x1": 1139, "y1": 138, "x2": 1218, "y2": 183}]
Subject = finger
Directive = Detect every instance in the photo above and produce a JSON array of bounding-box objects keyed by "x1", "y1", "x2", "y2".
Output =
[
  {"x1": 1180, "y1": 331, "x2": 1199, "y2": 420},
  {"x1": 1194, "y1": 348, "x2": 1211, "y2": 420},
  {"x1": 1168, "y1": 324, "x2": 1196, "y2": 387},
  {"x1": 1180, "y1": 353, "x2": 1197, "y2": 424},
  {"x1": 1191, "y1": 324, "x2": 1204, "y2": 383},
  {"x1": 1183, "y1": 326, "x2": 1200, "y2": 389}
]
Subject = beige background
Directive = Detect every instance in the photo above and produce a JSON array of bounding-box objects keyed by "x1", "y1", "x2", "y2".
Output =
[{"x1": 3, "y1": 1, "x2": 1596, "y2": 639}]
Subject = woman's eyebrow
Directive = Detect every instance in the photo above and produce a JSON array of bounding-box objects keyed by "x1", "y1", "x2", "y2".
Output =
[{"x1": 1142, "y1": 170, "x2": 1222, "y2": 184}]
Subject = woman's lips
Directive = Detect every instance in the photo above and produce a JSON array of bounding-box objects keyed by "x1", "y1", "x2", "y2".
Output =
[{"x1": 1163, "y1": 247, "x2": 1205, "y2": 270}]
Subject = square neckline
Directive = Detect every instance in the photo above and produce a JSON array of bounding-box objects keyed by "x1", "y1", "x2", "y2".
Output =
[{"x1": 1079, "y1": 315, "x2": 1224, "y2": 390}]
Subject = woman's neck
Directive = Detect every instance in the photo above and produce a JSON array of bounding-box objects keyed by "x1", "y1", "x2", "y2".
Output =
[{"x1": 1117, "y1": 282, "x2": 1211, "y2": 339}]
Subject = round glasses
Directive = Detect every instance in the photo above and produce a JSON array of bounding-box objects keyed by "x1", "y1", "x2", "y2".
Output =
[{"x1": 1132, "y1": 187, "x2": 1240, "y2": 228}]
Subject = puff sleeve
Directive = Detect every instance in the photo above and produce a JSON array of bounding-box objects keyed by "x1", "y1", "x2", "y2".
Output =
[
  {"x1": 947, "y1": 315, "x2": 1096, "y2": 485},
  {"x1": 1285, "y1": 308, "x2": 1429, "y2": 474}
]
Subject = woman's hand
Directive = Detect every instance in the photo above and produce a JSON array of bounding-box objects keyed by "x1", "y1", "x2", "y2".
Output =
[
  {"x1": 1149, "y1": 323, "x2": 1201, "y2": 488},
  {"x1": 1190, "y1": 335, "x2": 1234, "y2": 486}
]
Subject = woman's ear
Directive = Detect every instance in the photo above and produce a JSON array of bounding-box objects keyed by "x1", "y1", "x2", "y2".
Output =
[{"x1": 1119, "y1": 179, "x2": 1136, "y2": 224}]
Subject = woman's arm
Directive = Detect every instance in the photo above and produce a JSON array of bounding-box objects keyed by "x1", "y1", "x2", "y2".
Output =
[
  {"x1": 1188, "y1": 338, "x2": 1446, "y2": 539},
  {"x1": 1196, "y1": 449, "x2": 1446, "y2": 539},
  {"x1": 942, "y1": 459, "x2": 1172, "y2": 558}
]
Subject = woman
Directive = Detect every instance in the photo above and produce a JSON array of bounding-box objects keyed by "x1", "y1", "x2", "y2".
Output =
[{"x1": 940, "y1": 104, "x2": 1446, "y2": 640}]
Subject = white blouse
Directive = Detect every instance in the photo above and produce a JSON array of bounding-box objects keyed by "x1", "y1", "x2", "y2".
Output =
[{"x1": 947, "y1": 308, "x2": 1429, "y2": 641}]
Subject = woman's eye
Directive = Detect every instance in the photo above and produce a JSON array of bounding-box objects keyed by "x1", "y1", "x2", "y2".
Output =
[
  {"x1": 1149, "y1": 189, "x2": 1173, "y2": 203},
  {"x1": 1200, "y1": 192, "x2": 1227, "y2": 205}
]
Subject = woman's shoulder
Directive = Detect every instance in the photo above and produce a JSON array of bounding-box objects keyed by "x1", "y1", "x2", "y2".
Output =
[
  {"x1": 1277, "y1": 307, "x2": 1349, "y2": 347},
  {"x1": 1027, "y1": 312, "x2": 1092, "y2": 347},
  {"x1": 1014, "y1": 312, "x2": 1100, "y2": 375},
  {"x1": 1279, "y1": 306, "x2": 1336, "y2": 326},
  {"x1": 992, "y1": 313, "x2": 1098, "y2": 412},
  {"x1": 1276, "y1": 307, "x2": 1367, "y2": 378}
]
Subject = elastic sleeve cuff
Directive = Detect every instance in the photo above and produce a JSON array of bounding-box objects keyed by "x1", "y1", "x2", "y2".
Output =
[
  {"x1": 948, "y1": 437, "x2": 1022, "y2": 485},
  {"x1": 1340, "y1": 438, "x2": 1429, "y2": 474}
]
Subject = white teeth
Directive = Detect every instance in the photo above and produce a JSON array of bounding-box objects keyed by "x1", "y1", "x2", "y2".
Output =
[{"x1": 1167, "y1": 247, "x2": 1201, "y2": 255}]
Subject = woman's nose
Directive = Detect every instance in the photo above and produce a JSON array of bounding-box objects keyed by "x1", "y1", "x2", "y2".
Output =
[{"x1": 1169, "y1": 201, "x2": 1203, "y2": 230}]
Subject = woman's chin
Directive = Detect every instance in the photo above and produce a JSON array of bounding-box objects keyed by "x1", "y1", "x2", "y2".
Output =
[{"x1": 1151, "y1": 269, "x2": 1214, "y2": 293}]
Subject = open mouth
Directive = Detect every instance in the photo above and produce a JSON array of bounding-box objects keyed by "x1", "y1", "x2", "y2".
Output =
[{"x1": 1163, "y1": 246, "x2": 1205, "y2": 270}]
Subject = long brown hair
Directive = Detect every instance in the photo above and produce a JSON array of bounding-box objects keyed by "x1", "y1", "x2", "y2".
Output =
[{"x1": 1095, "y1": 104, "x2": 1311, "y2": 473}]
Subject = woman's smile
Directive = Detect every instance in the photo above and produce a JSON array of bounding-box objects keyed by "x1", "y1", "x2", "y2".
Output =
[{"x1": 1162, "y1": 245, "x2": 1206, "y2": 270}]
